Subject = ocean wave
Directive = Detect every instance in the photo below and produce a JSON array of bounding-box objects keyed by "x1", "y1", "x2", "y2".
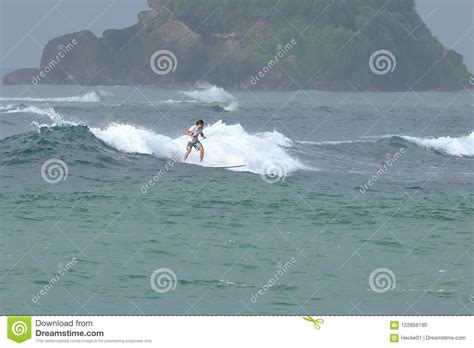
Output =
[
  {"x1": 158, "y1": 99, "x2": 184, "y2": 105},
  {"x1": 8, "y1": 104, "x2": 302, "y2": 174},
  {"x1": 90, "y1": 120, "x2": 304, "y2": 174},
  {"x1": 0, "y1": 103, "x2": 16, "y2": 112},
  {"x1": 400, "y1": 132, "x2": 474, "y2": 157},
  {"x1": 180, "y1": 83, "x2": 239, "y2": 111},
  {"x1": 1, "y1": 104, "x2": 64, "y2": 124},
  {"x1": 297, "y1": 133, "x2": 474, "y2": 157},
  {"x1": 0, "y1": 91, "x2": 100, "y2": 103},
  {"x1": 97, "y1": 90, "x2": 114, "y2": 97},
  {"x1": 156, "y1": 99, "x2": 198, "y2": 106},
  {"x1": 297, "y1": 139, "x2": 379, "y2": 146}
]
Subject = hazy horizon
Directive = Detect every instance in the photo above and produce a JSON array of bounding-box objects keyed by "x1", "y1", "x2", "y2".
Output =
[{"x1": 0, "y1": 0, "x2": 473, "y2": 72}]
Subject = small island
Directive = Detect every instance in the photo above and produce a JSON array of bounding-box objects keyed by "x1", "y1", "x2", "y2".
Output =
[{"x1": 4, "y1": 0, "x2": 472, "y2": 91}]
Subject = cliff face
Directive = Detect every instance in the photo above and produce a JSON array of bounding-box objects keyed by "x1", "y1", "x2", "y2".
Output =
[
  {"x1": 4, "y1": 1, "x2": 208, "y2": 87},
  {"x1": 3, "y1": 68, "x2": 40, "y2": 85},
  {"x1": 3, "y1": 0, "x2": 472, "y2": 91}
]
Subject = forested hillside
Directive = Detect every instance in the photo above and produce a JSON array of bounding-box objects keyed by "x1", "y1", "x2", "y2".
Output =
[{"x1": 167, "y1": 0, "x2": 470, "y2": 90}]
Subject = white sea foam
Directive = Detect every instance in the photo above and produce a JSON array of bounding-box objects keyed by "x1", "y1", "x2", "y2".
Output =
[
  {"x1": 159, "y1": 99, "x2": 183, "y2": 105},
  {"x1": 97, "y1": 90, "x2": 114, "y2": 97},
  {"x1": 0, "y1": 91, "x2": 100, "y2": 103},
  {"x1": 90, "y1": 120, "x2": 304, "y2": 174},
  {"x1": 2, "y1": 104, "x2": 64, "y2": 125},
  {"x1": 296, "y1": 134, "x2": 394, "y2": 146},
  {"x1": 297, "y1": 139, "x2": 379, "y2": 146},
  {"x1": 2, "y1": 104, "x2": 80, "y2": 129},
  {"x1": 401, "y1": 132, "x2": 474, "y2": 157},
  {"x1": 298, "y1": 133, "x2": 474, "y2": 157},
  {"x1": 0, "y1": 103, "x2": 15, "y2": 112},
  {"x1": 180, "y1": 83, "x2": 239, "y2": 111}
]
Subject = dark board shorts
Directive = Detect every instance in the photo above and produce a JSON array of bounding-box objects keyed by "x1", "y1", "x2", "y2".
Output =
[{"x1": 187, "y1": 141, "x2": 202, "y2": 150}]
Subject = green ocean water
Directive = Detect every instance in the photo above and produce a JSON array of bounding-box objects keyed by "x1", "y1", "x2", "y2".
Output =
[{"x1": 0, "y1": 85, "x2": 472, "y2": 315}]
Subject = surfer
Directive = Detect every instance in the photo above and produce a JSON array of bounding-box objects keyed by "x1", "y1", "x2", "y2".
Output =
[{"x1": 184, "y1": 119, "x2": 206, "y2": 162}]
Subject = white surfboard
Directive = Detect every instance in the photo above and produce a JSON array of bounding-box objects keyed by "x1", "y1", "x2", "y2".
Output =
[
  {"x1": 206, "y1": 164, "x2": 247, "y2": 169},
  {"x1": 178, "y1": 161, "x2": 246, "y2": 169}
]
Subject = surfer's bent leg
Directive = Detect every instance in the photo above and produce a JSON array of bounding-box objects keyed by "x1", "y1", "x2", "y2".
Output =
[
  {"x1": 199, "y1": 146, "x2": 204, "y2": 162},
  {"x1": 194, "y1": 141, "x2": 204, "y2": 162}
]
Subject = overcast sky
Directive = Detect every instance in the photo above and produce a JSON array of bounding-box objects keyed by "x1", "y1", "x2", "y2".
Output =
[{"x1": 0, "y1": 0, "x2": 472, "y2": 72}]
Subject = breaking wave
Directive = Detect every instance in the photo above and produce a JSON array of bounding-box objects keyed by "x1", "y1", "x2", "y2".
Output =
[
  {"x1": 90, "y1": 120, "x2": 304, "y2": 174},
  {"x1": 0, "y1": 91, "x2": 100, "y2": 103},
  {"x1": 401, "y1": 132, "x2": 474, "y2": 157},
  {"x1": 180, "y1": 83, "x2": 239, "y2": 111}
]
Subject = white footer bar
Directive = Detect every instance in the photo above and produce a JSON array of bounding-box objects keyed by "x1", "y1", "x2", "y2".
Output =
[{"x1": 1, "y1": 316, "x2": 472, "y2": 347}]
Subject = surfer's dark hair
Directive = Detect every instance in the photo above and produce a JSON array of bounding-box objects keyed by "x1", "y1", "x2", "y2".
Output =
[{"x1": 196, "y1": 120, "x2": 204, "y2": 125}]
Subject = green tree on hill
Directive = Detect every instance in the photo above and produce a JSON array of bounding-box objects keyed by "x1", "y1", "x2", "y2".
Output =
[{"x1": 167, "y1": 0, "x2": 470, "y2": 90}]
